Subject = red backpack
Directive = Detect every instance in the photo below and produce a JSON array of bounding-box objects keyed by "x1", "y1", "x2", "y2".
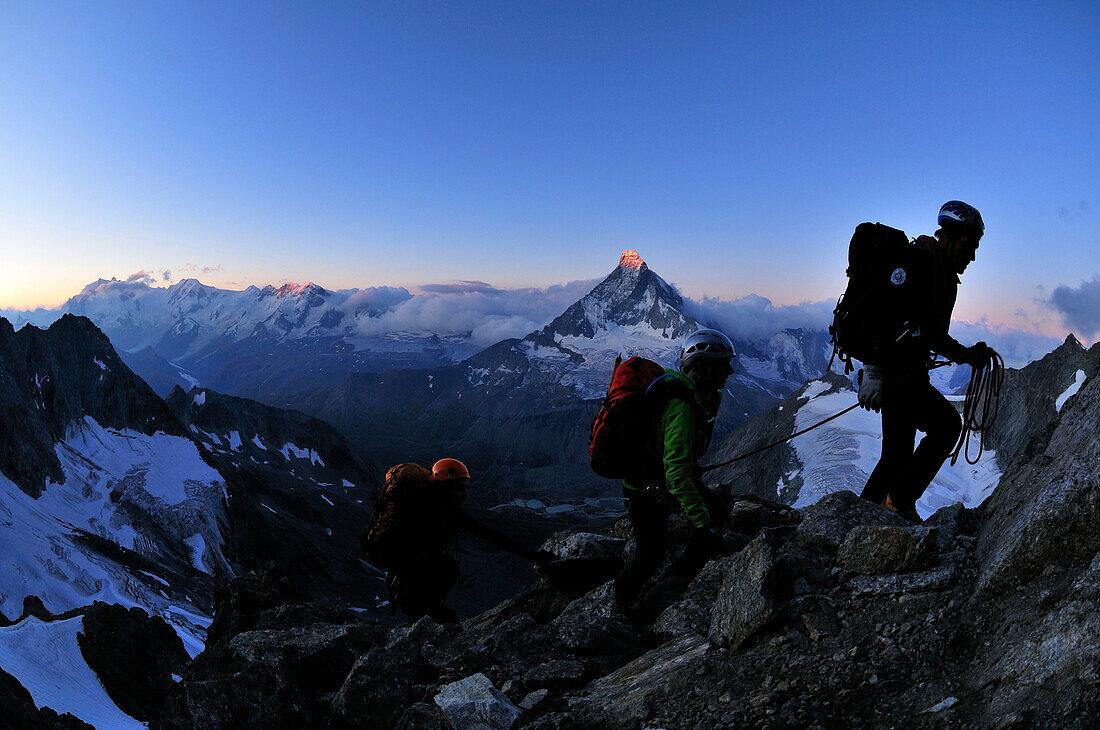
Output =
[{"x1": 588, "y1": 356, "x2": 667, "y2": 480}]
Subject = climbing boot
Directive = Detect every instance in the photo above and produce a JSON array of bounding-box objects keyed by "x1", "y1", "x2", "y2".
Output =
[{"x1": 884, "y1": 495, "x2": 923, "y2": 524}]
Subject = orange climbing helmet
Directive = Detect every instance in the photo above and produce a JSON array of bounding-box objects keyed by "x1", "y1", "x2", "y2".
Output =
[{"x1": 431, "y1": 458, "x2": 471, "y2": 481}]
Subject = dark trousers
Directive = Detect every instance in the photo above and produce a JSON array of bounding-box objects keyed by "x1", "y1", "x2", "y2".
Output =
[
  {"x1": 387, "y1": 552, "x2": 460, "y2": 624},
  {"x1": 614, "y1": 491, "x2": 670, "y2": 604},
  {"x1": 860, "y1": 375, "x2": 962, "y2": 510},
  {"x1": 614, "y1": 487, "x2": 725, "y2": 604}
]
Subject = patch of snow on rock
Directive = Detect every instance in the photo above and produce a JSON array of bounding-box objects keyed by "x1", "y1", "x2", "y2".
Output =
[
  {"x1": 1056, "y1": 369, "x2": 1086, "y2": 413},
  {"x1": 0, "y1": 616, "x2": 145, "y2": 729}
]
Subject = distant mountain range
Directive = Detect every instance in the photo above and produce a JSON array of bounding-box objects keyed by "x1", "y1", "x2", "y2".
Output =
[{"x1": 3, "y1": 252, "x2": 835, "y2": 514}]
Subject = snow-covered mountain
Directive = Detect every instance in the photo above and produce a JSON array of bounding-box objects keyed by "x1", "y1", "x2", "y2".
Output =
[
  {"x1": 295, "y1": 252, "x2": 819, "y2": 515},
  {"x1": 0, "y1": 315, "x2": 230, "y2": 652},
  {"x1": 6, "y1": 254, "x2": 832, "y2": 404},
  {"x1": 9, "y1": 278, "x2": 479, "y2": 397},
  {"x1": 0, "y1": 315, "x2": 385, "y2": 660}
]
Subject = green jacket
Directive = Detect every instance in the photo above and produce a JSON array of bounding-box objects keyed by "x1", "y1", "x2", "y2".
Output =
[{"x1": 623, "y1": 369, "x2": 718, "y2": 528}]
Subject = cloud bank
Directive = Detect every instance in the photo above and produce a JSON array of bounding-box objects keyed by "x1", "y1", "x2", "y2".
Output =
[
  {"x1": 684, "y1": 294, "x2": 835, "y2": 342},
  {"x1": 345, "y1": 279, "x2": 599, "y2": 346},
  {"x1": 1048, "y1": 275, "x2": 1100, "y2": 339}
]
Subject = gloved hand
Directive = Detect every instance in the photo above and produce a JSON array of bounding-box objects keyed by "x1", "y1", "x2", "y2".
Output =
[
  {"x1": 964, "y1": 341, "x2": 992, "y2": 367},
  {"x1": 858, "y1": 365, "x2": 883, "y2": 412}
]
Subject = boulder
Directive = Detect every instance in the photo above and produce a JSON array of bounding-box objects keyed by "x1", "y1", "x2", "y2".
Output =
[
  {"x1": 436, "y1": 613, "x2": 554, "y2": 678},
  {"x1": 708, "y1": 533, "x2": 780, "y2": 648},
  {"x1": 647, "y1": 555, "x2": 730, "y2": 643},
  {"x1": 541, "y1": 532, "x2": 625, "y2": 561},
  {"x1": 522, "y1": 660, "x2": 586, "y2": 691},
  {"x1": 570, "y1": 635, "x2": 709, "y2": 729},
  {"x1": 553, "y1": 580, "x2": 618, "y2": 621},
  {"x1": 550, "y1": 611, "x2": 638, "y2": 659},
  {"x1": 794, "y1": 489, "x2": 906, "y2": 556},
  {"x1": 159, "y1": 622, "x2": 384, "y2": 729},
  {"x1": 846, "y1": 563, "x2": 958, "y2": 596},
  {"x1": 977, "y1": 368, "x2": 1100, "y2": 596},
  {"x1": 519, "y1": 689, "x2": 549, "y2": 711},
  {"x1": 434, "y1": 673, "x2": 522, "y2": 730},
  {"x1": 75, "y1": 602, "x2": 191, "y2": 722},
  {"x1": 331, "y1": 637, "x2": 430, "y2": 729},
  {"x1": 836, "y1": 526, "x2": 940, "y2": 574},
  {"x1": 396, "y1": 702, "x2": 455, "y2": 729}
]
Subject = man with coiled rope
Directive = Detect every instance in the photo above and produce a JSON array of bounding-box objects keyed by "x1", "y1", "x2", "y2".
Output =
[{"x1": 857, "y1": 201, "x2": 1001, "y2": 523}]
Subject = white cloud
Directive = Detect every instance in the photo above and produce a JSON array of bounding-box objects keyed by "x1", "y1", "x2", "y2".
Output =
[
  {"x1": 346, "y1": 279, "x2": 598, "y2": 346},
  {"x1": 684, "y1": 294, "x2": 835, "y2": 342}
]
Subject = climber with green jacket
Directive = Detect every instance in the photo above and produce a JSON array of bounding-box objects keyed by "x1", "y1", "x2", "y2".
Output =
[{"x1": 614, "y1": 328, "x2": 735, "y2": 610}]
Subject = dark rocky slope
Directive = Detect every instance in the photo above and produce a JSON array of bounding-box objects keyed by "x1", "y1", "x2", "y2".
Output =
[
  {"x1": 164, "y1": 386, "x2": 385, "y2": 611},
  {"x1": 4, "y1": 332, "x2": 1096, "y2": 728},
  {"x1": 121, "y1": 353, "x2": 1097, "y2": 728},
  {"x1": 983, "y1": 334, "x2": 1099, "y2": 471}
]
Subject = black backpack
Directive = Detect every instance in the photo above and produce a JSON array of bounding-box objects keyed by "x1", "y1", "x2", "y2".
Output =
[{"x1": 829, "y1": 222, "x2": 921, "y2": 373}]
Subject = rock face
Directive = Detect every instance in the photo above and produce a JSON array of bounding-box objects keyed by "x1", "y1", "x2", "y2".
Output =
[
  {"x1": 836, "y1": 526, "x2": 940, "y2": 575},
  {"x1": 984, "y1": 335, "x2": 1099, "y2": 472},
  {"x1": 76, "y1": 603, "x2": 192, "y2": 722},
  {"x1": 708, "y1": 535, "x2": 780, "y2": 649},
  {"x1": 0, "y1": 315, "x2": 184, "y2": 497},
  {"x1": 165, "y1": 385, "x2": 385, "y2": 609},
  {"x1": 977, "y1": 355, "x2": 1100, "y2": 596}
]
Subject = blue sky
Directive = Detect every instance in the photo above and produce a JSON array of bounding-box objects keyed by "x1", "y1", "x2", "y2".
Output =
[{"x1": 1, "y1": 1, "x2": 1097, "y2": 337}]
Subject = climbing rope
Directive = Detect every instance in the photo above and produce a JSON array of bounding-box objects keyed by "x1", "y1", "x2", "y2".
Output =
[
  {"x1": 700, "y1": 362, "x2": 954, "y2": 473},
  {"x1": 700, "y1": 403, "x2": 860, "y2": 473},
  {"x1": 949, "y1": 345, "x2": 1005, "y2": 466}
]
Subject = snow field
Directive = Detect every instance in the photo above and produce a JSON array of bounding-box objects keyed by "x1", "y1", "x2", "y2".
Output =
[
  {"x1": 790, "y1": 382, "x2": 1002, "y2": 518},
  {"x1": 0, "y1": 616, "x2": 144, "y2": 729}
]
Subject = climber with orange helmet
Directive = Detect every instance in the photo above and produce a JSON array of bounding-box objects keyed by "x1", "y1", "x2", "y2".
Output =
[{"x1": 361, "y1": 457, "x2": 554, "y2": 624}]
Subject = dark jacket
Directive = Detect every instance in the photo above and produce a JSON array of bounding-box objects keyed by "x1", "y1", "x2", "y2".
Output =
[
  {"x1": 365, "y1": 478, "x2": 538, "y2": 566},
  {"x1": 885, "y1": 235, "x2": 968, "y2": 370}
]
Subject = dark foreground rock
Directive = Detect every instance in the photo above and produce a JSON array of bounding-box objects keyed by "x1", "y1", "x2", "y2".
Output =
[
  {"x1": 19, "y1": 365, "x2": 1095, "y2": 729},
  {"x1": 0, "y1": 665, "x2": 94, "y2": 730},
  {"x1": 76, "y1": 602, "x2": 191, "y2": 722}
]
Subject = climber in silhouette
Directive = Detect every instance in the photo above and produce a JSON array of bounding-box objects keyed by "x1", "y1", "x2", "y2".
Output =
[
  {"x1": 857, "y1": 201, "x2": 998, "y2": 523},
  {"x1": 362, "y1": 458, "x2": 554, "y2": 624},
  {"x1": 614, "y1": 328, "x2": 735, "y2": 612}
]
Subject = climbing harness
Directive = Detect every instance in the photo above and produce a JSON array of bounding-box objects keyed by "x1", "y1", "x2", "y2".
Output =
[{"x1": 949, "y1": 346, "x2": 1005, "y2": 466}]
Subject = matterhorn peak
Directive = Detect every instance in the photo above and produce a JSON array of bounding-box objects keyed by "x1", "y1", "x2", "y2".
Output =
[{"x1": 618, "y1": 250, "x2": 647, "y2": 271}]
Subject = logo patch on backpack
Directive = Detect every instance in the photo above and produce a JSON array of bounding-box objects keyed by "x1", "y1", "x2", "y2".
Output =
[{"x1": 890, "y1": 267, "x2": 907, "y2": 285}]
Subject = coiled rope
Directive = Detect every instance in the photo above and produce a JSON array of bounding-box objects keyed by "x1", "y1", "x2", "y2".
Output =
[{"x1": 950, "y1": 345, "x2": 1005, "y2": 466}]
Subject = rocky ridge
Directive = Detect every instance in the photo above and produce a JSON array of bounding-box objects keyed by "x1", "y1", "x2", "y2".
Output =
[{"x1": 22, "y1": 351, "x2": 1083, "y2": 728}]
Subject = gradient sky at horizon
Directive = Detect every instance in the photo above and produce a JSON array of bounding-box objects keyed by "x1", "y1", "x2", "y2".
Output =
[{"x1": 1, "y1": 1, "x2": 1097, "y2": 337}]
